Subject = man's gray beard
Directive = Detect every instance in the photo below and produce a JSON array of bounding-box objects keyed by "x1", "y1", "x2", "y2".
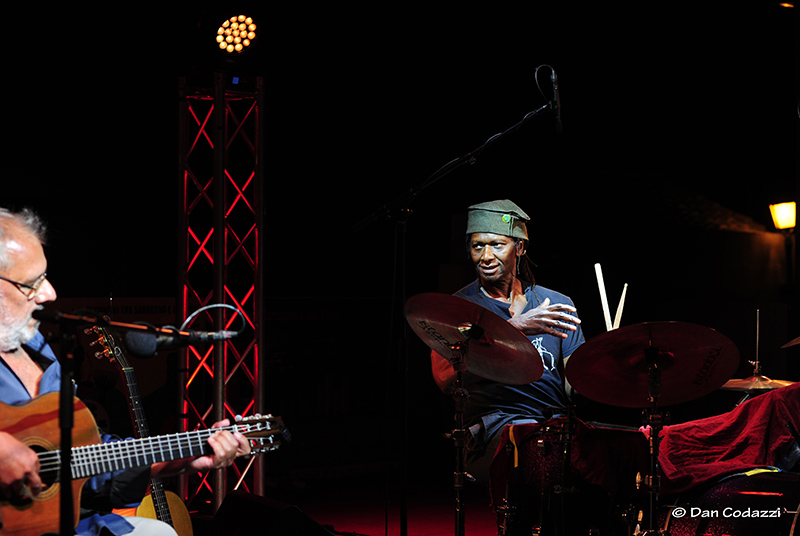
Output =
[{"x1": 0, "y1": 318, "x2": 37, "y2": 352}]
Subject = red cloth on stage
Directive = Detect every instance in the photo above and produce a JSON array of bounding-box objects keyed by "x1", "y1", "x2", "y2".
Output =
[
  {"x1": 488, "y1": 383, "x2": 800, "y2": 507},
  {"x1": 651, "y1": 382, "x2": 800, "y2": 495}
]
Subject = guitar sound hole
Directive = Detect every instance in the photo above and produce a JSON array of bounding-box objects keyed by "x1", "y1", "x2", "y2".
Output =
[{"x1": 29, "y1": 444, "x2": 58, "y2": 489}]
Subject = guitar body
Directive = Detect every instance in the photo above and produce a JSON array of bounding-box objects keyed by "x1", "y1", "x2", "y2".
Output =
[
  {"x1": 135, "y1": 491, "x2": 194, "y2": 536},
  {"x1": 0, "y1": 386, "x2": 281, "y2": 536},
  {"x1": 0, "y1": 393, "x2": 99, "y2": 536}
]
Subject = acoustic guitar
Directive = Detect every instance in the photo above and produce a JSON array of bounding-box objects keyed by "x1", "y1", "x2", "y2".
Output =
[
  {"x1": 87, "y1": 326, "x2": 192, "y2": 536},
  {"x1": 0, "y1": 393, "x2": 284, "y2": 536}
]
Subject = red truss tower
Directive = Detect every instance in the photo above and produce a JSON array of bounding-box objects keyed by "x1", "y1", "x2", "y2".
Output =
[{"x1": 178, "y1": 74, "x2": 266, "y2": 513}]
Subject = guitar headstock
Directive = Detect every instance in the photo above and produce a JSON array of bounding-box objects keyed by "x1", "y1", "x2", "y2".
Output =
[
  {"x1": 85, "y1": 325, "x2": 133, "y2": 369},
  {"x1": 235, "y1": 414, "x2": 291, "y2": 454}
]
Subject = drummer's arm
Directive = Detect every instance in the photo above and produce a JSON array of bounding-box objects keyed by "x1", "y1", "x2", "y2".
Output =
[{"x1": 430, "y1": 350, "x2": 482, "y2": 394}]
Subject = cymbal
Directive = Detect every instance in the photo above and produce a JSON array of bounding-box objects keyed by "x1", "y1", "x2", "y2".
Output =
[
  {"x1": 721, "y1": 375, "x2": 795, "y2": 391},
  {"x1": 565, "y1": 322, "x2": 740, "y2": 408},
  {"x1": 781, "y1": 335, "x2": 800, "y2": 349},
  {"x1": 405, "y1": 293, "x2": 543, "y2": 385}
]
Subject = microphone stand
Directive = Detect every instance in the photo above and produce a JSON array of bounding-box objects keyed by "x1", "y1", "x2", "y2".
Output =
[
  {"x1": 355, "y1": 103, "x2": 552, "y2": 231},
  {"x1": 57, "y1": 330, "x2": 76, "y2": 536},
  {"x1": 354, "y1": 101, "x2": 555, "y2": 536}
]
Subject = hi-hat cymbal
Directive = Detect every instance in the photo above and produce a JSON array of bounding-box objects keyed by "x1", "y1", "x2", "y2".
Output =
[
  {"x1": 405, "y1": 293, "x2": 542, "y2": 385},
  {"x1": 565, "y1": 322, "x2": 740, "y2": 408},
  {"x1": 721, "y1": 375, "x2": 795, "y2": 391}
]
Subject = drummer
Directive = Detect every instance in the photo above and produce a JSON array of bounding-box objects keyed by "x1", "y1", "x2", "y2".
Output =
[{"x1": 430, "y1": 199, "x2": 584, "y2": 484}]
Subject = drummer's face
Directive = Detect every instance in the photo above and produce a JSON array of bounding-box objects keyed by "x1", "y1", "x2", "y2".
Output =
[{"x1": 468, "y1": 233, "x2": 522, "y2": 284}]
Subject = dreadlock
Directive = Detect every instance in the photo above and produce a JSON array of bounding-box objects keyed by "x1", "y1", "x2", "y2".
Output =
[{"x1": 515, "y1": 239, "x2": 536, "y2": 286}]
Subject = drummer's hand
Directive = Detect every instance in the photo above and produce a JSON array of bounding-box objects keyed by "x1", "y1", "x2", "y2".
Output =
[{"x1": 509, "y1": 298, "x2": 581, "y2": 339}]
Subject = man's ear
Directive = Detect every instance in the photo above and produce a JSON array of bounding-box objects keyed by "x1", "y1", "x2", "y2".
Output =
[{"x1": 516, "y1": 239, "x2": 527, "y2": 257}]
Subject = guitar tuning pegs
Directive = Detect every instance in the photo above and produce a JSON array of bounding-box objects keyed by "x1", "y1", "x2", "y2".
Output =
[{"x1": 94, "y1": 348, "x2": 114, "y2": 361}]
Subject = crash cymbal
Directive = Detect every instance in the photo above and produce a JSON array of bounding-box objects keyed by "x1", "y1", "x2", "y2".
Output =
[
  {"x1": 565, "y1": 322, "x2": 740, "y2": 408},
  {"x1": 721, "y1": 375, "x2": 795, "y2": 391},
  {"x1": 781, "y1": 335, "x2": 800, "y2": 349},
  {"x1": 405, "y1": 293, "x2": 542, "y2": 385}
]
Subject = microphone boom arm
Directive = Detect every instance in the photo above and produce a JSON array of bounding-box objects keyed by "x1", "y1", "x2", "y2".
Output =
[{"x1": 354, "y1": 101, "x2": 553, "y2": 230}]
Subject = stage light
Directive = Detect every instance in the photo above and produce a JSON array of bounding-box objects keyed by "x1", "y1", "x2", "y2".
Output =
[
  {"x1": 769, "y1": 201, "x2": 796, "y2": 230},
  {"x1": 216, "y1": 15, "x2": 257, "y2": 54}
]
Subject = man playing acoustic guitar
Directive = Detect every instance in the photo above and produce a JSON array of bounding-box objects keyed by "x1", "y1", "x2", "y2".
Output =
[{"x1": 0, "y1": 207, "x2": 251, "y2": 535}]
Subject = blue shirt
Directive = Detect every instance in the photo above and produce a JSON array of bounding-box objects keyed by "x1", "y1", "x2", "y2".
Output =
[
  {"x1": 0, "y1": 331, "x2": 137, "y2": 536},
  {"x1": 454, "y1": 280, "x2": 585, "y2": 447}
]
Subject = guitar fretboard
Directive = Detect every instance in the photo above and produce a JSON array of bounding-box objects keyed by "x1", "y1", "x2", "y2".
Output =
[{"x1": 38, "y1": 427, "x2": 231, "y2": 482}]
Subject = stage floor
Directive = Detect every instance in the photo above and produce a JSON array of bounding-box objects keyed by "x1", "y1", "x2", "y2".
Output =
[{"x1": 300, "y1": 491, "x2": 498, "y2": 536}]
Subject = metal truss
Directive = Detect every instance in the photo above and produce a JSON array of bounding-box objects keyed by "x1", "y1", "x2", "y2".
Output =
[{"x1": 177, "y1": 73, "x2": 265, "y2": 513}]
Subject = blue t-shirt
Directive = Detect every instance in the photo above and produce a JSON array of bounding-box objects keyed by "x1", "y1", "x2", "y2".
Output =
[
  {"x1": 454, "y1": 280, "x2": 585, "y2": 448},
  {"x1": 0, "y1": 331, "x2": 137, "y2": 536}
]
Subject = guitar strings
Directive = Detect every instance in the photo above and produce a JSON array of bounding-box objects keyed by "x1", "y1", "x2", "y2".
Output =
[{"x1": 36, "y1": 420, "x2": 277, "y2": 481}]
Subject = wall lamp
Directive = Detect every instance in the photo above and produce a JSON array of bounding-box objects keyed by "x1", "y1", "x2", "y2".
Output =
[{"x1": 770, "y1": 201, "x2": 796, "y2": 230}]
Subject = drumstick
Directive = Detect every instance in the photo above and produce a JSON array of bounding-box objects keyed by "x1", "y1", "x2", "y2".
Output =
[
  {"x1": 612, "y1": 283, "x2": 628, "y2": 330},
  {"x1": 594, "y1": 263, "x2": 612, "y2": 331}
]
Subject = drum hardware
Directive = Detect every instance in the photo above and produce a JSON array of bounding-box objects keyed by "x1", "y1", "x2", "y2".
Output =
[
  {"x1": 722, "y1": 309, "x2": 796, "y2": 404},
  {"x1": 447, "y1": 338, "x2": 473, "y2": 536},
  {"x1": 497, "y1": 442, "x2": 517, "y2": 536},
  {"x1": 636, "y1": 346, "x2": 668, "y2": 535},
  {"x1": 620, "y1": 504, "x2": 643, "y2": 534}
]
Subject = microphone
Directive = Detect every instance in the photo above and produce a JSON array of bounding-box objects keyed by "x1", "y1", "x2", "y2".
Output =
[
  {"x1": 551, "y1": 69, "x2": 563, "y2": 134},
  {"x1": 123, "y1": 329, "x2": 238, "y2": 358}
]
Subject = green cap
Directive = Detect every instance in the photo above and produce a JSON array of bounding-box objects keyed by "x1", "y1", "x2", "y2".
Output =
[{"x1": 466, "y1": 199, "x2": 529, "y2": 240}]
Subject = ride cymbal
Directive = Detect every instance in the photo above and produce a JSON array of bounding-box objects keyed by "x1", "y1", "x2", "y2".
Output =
[{"x1": 565, "y1": 322, "x2": 739, "y2": 408}]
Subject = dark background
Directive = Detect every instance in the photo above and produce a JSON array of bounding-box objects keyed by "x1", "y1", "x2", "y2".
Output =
[{"x1": 2, "y1": 2, "x2": 799, "y2": 510}]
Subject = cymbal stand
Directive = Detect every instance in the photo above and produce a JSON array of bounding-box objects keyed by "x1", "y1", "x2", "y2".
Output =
[
  {"x1": 737, "y1": 308, "x2": 764, "y2": 406},
  {"x1": 639, "y1": 346, "x2": 667, "y2": 536},
  {"x1": 555, "y1": 406, "x2": 577, "y2": 536},
  {"x1": 496, "y1": 440, "x2": 517, "y2": 536},
  {"x1": 448, "y1": 337, "x2": 472, "y2": 536}
]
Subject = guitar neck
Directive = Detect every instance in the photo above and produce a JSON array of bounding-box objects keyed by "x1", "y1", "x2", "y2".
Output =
[
  {"x1": 40, "y1": 426, "x2": 232, "y2": 483},
  {"x1": 120, "y1": 365, "x2": 152, "y2": 439}
]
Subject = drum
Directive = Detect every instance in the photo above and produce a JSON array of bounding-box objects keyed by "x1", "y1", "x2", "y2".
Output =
[
  {"x1": 489, "y1": 418, "x2": 633, "y2": 536},
  {"x1": 489, "y1": 419, "x2": 572, "y2": 535},
  {"x1": 662, "y1": 471, "x2": 800, "y2": 536}
]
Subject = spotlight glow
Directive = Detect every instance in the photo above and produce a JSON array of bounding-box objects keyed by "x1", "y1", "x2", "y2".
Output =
[{"x1": 216, "y1": 15, "x2": 257, "y2": 54}]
